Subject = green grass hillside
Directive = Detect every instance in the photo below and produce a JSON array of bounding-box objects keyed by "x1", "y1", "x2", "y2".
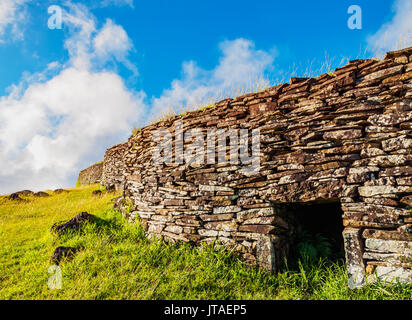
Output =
[{"x1": 0, "y1": 184, "x2": 411, "y2": 300}]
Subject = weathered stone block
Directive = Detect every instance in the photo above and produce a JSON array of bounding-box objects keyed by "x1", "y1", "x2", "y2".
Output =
[
  {"x1": 199, "y1": 185, "x2": 234, "y2": 192},
  {"x1": 363, "y1": 229, "x2": 412, "y2": 241},
  {"x1": 382, "y1": 136, "x2": 412, "y2": 152},
  {"x1": 199, "y1": 213, "x2": 235, "y2": 222},
  {"x1": 213, "y1": 206, "x2": 241, "y2": 214},
  {"x1": 365, "y1": 238, "x2": 412, "y2": 255},
  {"x1": 204, "y1": 221, "x2": 238, "y2": 232},
  {"x1": 238, "y1": 225, "x2": 275, "y2": 234},
  {"x1": 367, "y1": 266, "x2": 412, "y2": 285},
  {"x1": 164, "y1": 225, "x2": 184, "y2": 234},
  {"x1": 256, "y1": 236, "x2": 277, "y2": 273},
  {"x1": 249, "y1": 102, "x2": 277, "y2": 116},
  {"x1": 358, "y1": 185, "x2": 410, "y2": 197},
  {"x1": 342, "y1": 228, "x2": 365, "y2": 289},
  {"x1": 323, "y1": 129, "x2": 362, "y2": 141},
  {"x1": 236, "y1": 207, "x2": 275, "y2": 222}
]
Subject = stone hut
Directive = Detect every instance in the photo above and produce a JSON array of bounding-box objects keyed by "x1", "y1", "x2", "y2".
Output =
[
  {"x1": 77, "y1": 161, "x2": 103, "y2": 186},
  {"x1": 102, "y1": 47, "x2": 412, "y2": 288}
]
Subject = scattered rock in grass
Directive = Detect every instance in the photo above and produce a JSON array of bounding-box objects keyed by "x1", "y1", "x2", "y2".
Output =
[
  {"x1": 33, "y1": 191, "x2": 50, "y2": 197},
  {"x1": 54, "y1": 189, "x2": 69, "y2": 194},
  {"x1": 106, "y1": 185, "x2": 116, "y2": 193},
  {"x1": 51, "y1": 212, "x2": 96, "y2": 235},
  {"x1": 92, "y1": 190, "x2": 102, "y2": 196},
  {"x1": 16, "y1": 190, "x2": 34, "y2": 196},
  {"x1": 8, "y1": 193, "x2": 24, "y2": 201},
  {"x1": 51, "y1": 246, "x2": 79, "y2": 265}
]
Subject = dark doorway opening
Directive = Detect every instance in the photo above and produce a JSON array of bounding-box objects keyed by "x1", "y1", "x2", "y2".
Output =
[{"x1": 276, "y1": 201, "x2": 345, "y2": 268}]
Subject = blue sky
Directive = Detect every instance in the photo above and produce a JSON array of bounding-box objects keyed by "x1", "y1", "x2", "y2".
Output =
[
  {"x1": 0, "y1": 0, "x2": 411, "y2": 193},
  {"x1": 0, "y1": 0, "x2": 400, "y2": 97}
]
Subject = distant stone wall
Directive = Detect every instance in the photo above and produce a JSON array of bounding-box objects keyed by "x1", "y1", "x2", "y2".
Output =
[
  {"x1": 77, "y1": 162, "x2": 103, "y2": 186},
  {"x1": 101, "y1": 142, "x2": 128, "y2": 190},
  {"x1": 103, "y1": 47, "x2": 412, "y2": 288}
]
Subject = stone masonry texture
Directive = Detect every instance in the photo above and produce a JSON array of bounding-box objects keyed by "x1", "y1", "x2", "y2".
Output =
[
  {"x1": 101, "y1": 47, "x2": 412, "y2": 288},
  {"x1": 101, "y1": 142, "x2": 128, "y2": 191},
  {"x1": 77, "y1": 162, "x2": 103, "y2": 186}
]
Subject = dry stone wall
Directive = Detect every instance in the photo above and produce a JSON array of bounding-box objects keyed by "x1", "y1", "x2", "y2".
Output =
[
  {"x1": 77, "y1": 162, "x2": 103, "y2": 186},
  {"x1": 101, "y1": 142, "x2": 128, "y2": 190},
  {"x1": 103, "y1": 47, "x2": 412, "y2": 288}
]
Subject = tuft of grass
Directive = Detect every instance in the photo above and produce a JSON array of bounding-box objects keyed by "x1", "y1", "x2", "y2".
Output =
[
  {"x1": 150, "y1": 106, "x2": 179, "y2": 125},
  {"x1": 1, "y1": 185, "x2": 411, "y2": 300},
  {"x1": 131, "y1": 126, "x2": 141, "y2": 136},
  {"x1": 199, "y1": 103, "x2": 216, "y2": 112},
  {"x1": 135, "y1": 41, "x2": 412, "y2": 130}
]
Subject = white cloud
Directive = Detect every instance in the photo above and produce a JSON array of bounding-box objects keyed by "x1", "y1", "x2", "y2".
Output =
[
  {"x1": 93, "y1": 19, "x2": 138, "y2": 76},
  {"x1": 0, "y1": 3, "x2": 277, "y2": 194},
  {"x1": 0, "y1": 69, "x2": 145, "y2": 191},
  {"x1": 0, "y1": 2, "x2": 145, "y2": 194},
  {"x1": 94, "y1": 19, "x2": 132, "y2": 59},
  {"x1": 149, "y1": 38, "x2": 275, "y2": 121},
  {"x1": 368, "y1": 0, "x2": 412, "y2": 56},
  {"x1": 63, "y1": 2, "x2": 97, "y2": 70},
  {"x1": 0, "y1": 0, "x2": 28, "y2": 42},
  {"x1": 62, "y1": 4, "x2": 137, "y2": 75}
]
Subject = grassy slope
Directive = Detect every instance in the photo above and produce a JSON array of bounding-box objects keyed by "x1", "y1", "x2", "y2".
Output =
[{"x1": 0, "y1": 184, "x2": 411, "y2": 300}]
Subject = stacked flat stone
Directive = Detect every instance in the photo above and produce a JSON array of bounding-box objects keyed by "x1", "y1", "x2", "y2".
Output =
[
  {"x1": 77, "y1": 162, "x2": 103, "y2": 185},
  {"x1": 102, "y1": 47, "x2": 412, "y2": 288},
  {"x1": 101, "y1": 142, "x2": 128, "y2": 190}
]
